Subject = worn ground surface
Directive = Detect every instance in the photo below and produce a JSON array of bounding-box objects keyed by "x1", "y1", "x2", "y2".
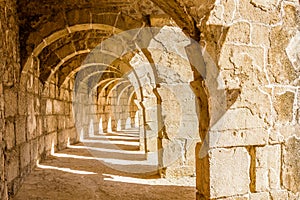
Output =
[{"x1": 13, "y1": 130, "x2": 196, "y2": 200}]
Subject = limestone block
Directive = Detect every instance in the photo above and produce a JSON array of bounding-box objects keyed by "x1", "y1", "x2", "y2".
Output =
[
  {"x1": 148, "y1": 27, "x2": 193, "y2": 83},
  {"x1": 20, "y1": 142, "x2": 30, "y2": 169},
  {"x1": 226, "y1": 22, "x2": 250, "y2": 44},
  {"x1": 26, "y1": 74, "x2": 34, "y2": 93},
  {"x1": 250, "y1": 0, "x2": 280, "y2": 11},
  {"x1": 222, "y1": 0, "x2": 239, "y2": 23},
  {"x1": 161, "y1": 138, "x2": 185, "y2": 168},
  {"x1": 46, "y1": 99, "x2": 52, "y2": 114},
  {"x1": 16, "y1": 116, "x2": 26, "y2": 145},
  {"x1": 283, "y1": 3, "x2": 299, "y2": 28},
  {"x1": 210, "y1": 147, "x2": 250, "y2": 198},
  {"x1": 185, "y1": 139, "x2": 199, "y2": 167},
  {"x1": 270, "y1": 190, "x2": 288, "y2": 200},
  {"x1": 49, "y1": 83, "x2": 56, "y2": 99},
  {"x1": 273, "y1": 91, "x2": 295, "y2": 123},
  {"x1": 4, "y1": 88, "x2": 17, "y2": 117},
  {"x1": 30, "y1": 139, "x2": 38, "y2": 163},
  {"x1": 255, "y1": 145, "x2": 281, "y2": 192},
  {"x1": 18, "y1": 90, "x2": 27, "y2": 116},
  {"x1": 250, "y1": 192, "x2": 270, "y2": 200},
  {"x1": 286, "y1": 31, "x2": 300, "y2": 71},
  {"x1": 38, "y1": 135, "x2": 45, "y2": 157},
  {"x1": 210, "y1": 108, "x2": 264, "y2": 131},
  {"x1": 269, "y1": 26, "x2": 298, "y2": 84},
  {"x1": 45, "y1": 132, "x2": 57, "y2": 153},
  {"x1": 164, "y1": 165, "x2": 195, "y2": 177},
  {"x1": 287, "y1": 191, "x2": 300, "y2": 200},
  {"x1": 209, "y1": 128, "x2": 268, "y2": 148},
  {"x1": 145, "y1": 131, "x2": 157, "y2": 152},
  {"x1": 27, "y1": 99, "x2": 37, "y2": 140},
  {"x1": 34, "y1": 77, "x2": 40, "y2": 95},
  {"x1": 215, "y1": 194, "x2": 251, "y2": 200},
  {"x1": 219, "y1": 45, "x2": 265, "y2": 80},
  {"x1": 57, "y1": 115, "x2": 66, "y2": 130},
  {"x1": 206, "y1": 4, "x2": 225, "y2": 25},
  {"x1": 233, "y1": 87, "x2": 271, "y2": 123},
  {"x1": 57, "y1": 130, "x2": 69, "y2": 150},
  {"x1": 4, "y1": 120, "x2": 15, "y2": 150},
  {"x1": 150, "y1": 26, "x2": 190, "y2": 60},
  {"x1": 145, "y1": 108, "x2": 158, "y2": 124},
  {"x1": 274, "y1": 124, "x2": 300, "y2": 141},
  {"x1": 53, "y1": 100, "x2": 64, "y2": 115},
  {"x1": 68, "y1": 127, "x2": 77, "y2": 144},
  {"x1": 42, "y1": 83, "x2": 50, "y2": 97},
  {"x1": 5, "y1": 150, "x2": 19, "y2": 183},
  {"x1": 46, "y1": 115, "x2": 57, "y2": 133},
  {"x1": 251, "y1": 24, "x2": 270, "y2": 47},
  {"x1": 178, "y1": 120, "x2": 199, "y2": 138},
  {"x1": 282, "y1": 136, "x2": 300, "y2": 193},
  {"x1": 239, "y1": 0, "x2": 281, "y2": 24},
  {"x1": 36, "y1": 116, "x2": 43, "y2": 137}
]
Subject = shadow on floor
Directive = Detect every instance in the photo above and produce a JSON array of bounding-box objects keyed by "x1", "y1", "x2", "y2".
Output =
[{"x1": 13, "y1": 130, "x2": 196, "y2": 200}]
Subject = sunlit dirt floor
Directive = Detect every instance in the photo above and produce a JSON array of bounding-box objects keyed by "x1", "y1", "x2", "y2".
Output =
[{"x1": 13, "y1": 130, "x2": 196, "y2": 200}]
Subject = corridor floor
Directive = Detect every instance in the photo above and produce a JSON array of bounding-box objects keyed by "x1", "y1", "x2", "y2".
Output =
[{"x1": 13, "y1": 130, "x2": 196, "y2": 200}]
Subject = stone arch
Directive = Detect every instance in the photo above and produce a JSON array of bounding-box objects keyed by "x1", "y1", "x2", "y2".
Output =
[{"x1": 18, "y1": 1, "x2": 226, "y2": 198}]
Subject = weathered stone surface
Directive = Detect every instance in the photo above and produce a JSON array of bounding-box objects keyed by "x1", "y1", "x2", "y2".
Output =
[
  {"x1": 226, "y1": 22, "x2": 250, "y2": 44},
  {"x1": 216, "y1": 195, "x2": 250, "y2": 200},
  {"x1": 45, "y1": 99, "x2": 52, "y2": 114},
  {"x1": 220, "y1": 44, "x2": 264, "y2": 70},
  {"x1": 249, "y1": 192, "x2": 269, "y2": 200},
  {"x1": 4, "y1": 88, "x2": 17, "y2": 118},
  {"x1": 46, "y1": 116, "x2": 57, "y2": 133},
  {"x1": 16, "y1": 117, "x2": 26, "y2": 145},
  {"x1": 239, "y1": 0, "x2": 281, "y2": 24},
  {"x1": 4, "y1": 121, "x2": 15, "y2": 150},
  {"x1": 210, "y1": 108, "x2": 264, "y2": 131},
  {"x1": 5, "y1": 150, "x2": 19, "y2": 183},
  {"x1": 273, "y1": 91, "x2": 295, "y2": 123},
  {"x1": 270, "y1": 190, "x2": 288, "y2": 200},
  {"x1": 250, "y1": 0, "x2": 280, "y2": 11},
  {"x1": 255, "y1": 145, "x2": 281, "y2": 192},
  {"x1": 269, "y1": 26, "x2": 298, "y2": 85},
  {"x1": 210, "y1": 147, "x2": 250, "y2": 198},
  {"x1": 0, "y1": 0, "x2": 299, "y2": 199},
  {"x1": 27, "y1": 98, "x2": 37, "y2": 140},
  {"x1": 20, "y1": 142, "x2": 30, "y2": 169},
  {"x1": 282, "y1": 136, "x2": 300, "y2": 194},
  {"x1": 209, "y1": 128, "x2": 268, "y2": 148},
  {"x1": 286, "y1": 31, "x2": 300, "y2": 71},
  {"x1": 53, "y1": 100, "x2": 64, "y2": 115},
  {"x1": 251, "y1": 24, "x2": 270, "y2": 47}
]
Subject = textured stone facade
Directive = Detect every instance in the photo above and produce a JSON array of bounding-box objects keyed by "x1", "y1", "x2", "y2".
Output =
[{"x1": 0, "y1": 0, "x2": 299, "y2": 199}]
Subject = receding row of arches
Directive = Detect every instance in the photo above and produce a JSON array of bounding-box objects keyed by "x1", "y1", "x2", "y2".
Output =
[{"x1": 14, "y1": 0, "x2": 222, "y2": 199}]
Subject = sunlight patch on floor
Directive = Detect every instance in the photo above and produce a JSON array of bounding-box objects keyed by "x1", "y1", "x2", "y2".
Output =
[
  {"x1": 80, "y1": 139, "x2": 139, "y2": 146},
  {"x1": 37, "y1": 160, "x2": 97, "y2": 175},
  {"x1": 103, "y1": 174, "x2": 196, "y2": 187},
  {"x1": 67, "y1": 144, "x2": 145, "y2": 154}
]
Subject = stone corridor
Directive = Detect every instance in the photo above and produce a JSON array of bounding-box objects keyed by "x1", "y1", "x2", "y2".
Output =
[
  {"x1": 12, "y1": 129, "x2": 196, "y2": 200},
  {"x1": 1, "y1": 0, "x2": 300, "y2": 199}
]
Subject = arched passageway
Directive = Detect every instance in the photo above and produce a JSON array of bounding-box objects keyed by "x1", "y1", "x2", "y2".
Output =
[
  {"x1": 1, "y1": 0, "x2": 299, "y2": 199},
  {"x1": 14, "y1": 0, "x2": 205, "y2": 198}
]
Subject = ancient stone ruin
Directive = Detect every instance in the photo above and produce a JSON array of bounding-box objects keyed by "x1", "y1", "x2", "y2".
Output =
[{"x1": 0, "y1": 0, "x2": 299, "y2": 199}]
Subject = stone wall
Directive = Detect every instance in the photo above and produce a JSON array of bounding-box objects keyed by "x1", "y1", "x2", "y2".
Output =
[
  {"x1": 0, "y1": 0, "x2": 299, "y2": 199},
  {"x1": 0, "y1": 0, "x2": 21, "y2": 198},
  {"x1": 96, "y1": 82, "x2": 138, "y2": 133},
  {"x1": 196, "y1": 0, "x2": 300, "y2": 199}
]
